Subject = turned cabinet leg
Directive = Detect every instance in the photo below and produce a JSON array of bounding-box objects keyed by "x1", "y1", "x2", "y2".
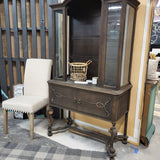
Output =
[
  {"x1": 67, "y1": 111, "x2": 73, "y2": 126},
  {"x1": 47, "y1": 107, "x2": 54, "y2": 136},
  {"x1": 3, "y1": 110, "x2": 8, "y2": 134},
  {"x1": 122, "y1": 112, "x2": 128, "y2": 144},
  {"x1": 106, "y1": 123, "x2": 117, "y2": 160},
  {"x1": 29, "y1": 113, "x2": 34, "y2": 140}
]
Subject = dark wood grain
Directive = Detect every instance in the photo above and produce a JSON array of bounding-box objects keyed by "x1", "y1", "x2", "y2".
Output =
[
  {"x1": 98, "y1": 0, "x2": 108, "y2": 87},
  {"x1": 49, "y1": 0, "x2": 140, "y2": 159},
  {"x1": 117, "y1": 0, "x2": 127, "y2": 89},
  {"x1": 4, "y1": 0, "x2": 14, "y2": 96},
  {"x1": 39, "y1": 0, "x2": 46, "y2": 58},
  {"x1": 69, "y1": 3, "x2": 101, "y2": 79},
  {"x1": 21, "y1": 0, "x2": 28, "y2": 59},
  {"x1": 0, "y1": 17, "x2": 3, "y2": 59},
  {"x1": 30, "y1": 0, "x2": 37, "y2": 58},
  {"x1": 63, "y1": 7, "x2": 67, "y2": 81},
  {"x1": 13, "y1": 0, "x2": 22, "y2": 84},
  {"x1": 0, "y1": 18, "x2": 7, "y2": 97},
  {"x1": 49, "y1": 80, "x2": 131, "y2": 122},
  {"x1": 47, "y1": 0, "x2": 58, "y2": 59},
  {"x1": 0, "y1": 59, "x2": 8, "y2": 100}
]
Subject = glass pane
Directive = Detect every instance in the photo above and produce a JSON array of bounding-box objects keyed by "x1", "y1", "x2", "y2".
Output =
[
  {"x1": 120, "y1": 5, "x2": 135, "y2": 86},
  {"x1": 55, "y1": 10, "x2": 63, "y2": 78},
  {"x1": 105, "y1": 2, "x2": 122, "y2": 86}
]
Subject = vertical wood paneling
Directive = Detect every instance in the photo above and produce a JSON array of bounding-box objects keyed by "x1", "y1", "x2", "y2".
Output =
[
  {"x1": 30, "y1": 0, "x2": 37, "y2": 58},
  {"x1": 19, "y1": 32, "x2": 23, "y2": 57},
  {"x1": 0, "y1": 17, "x2": 3, "y2": 58},
  {"x1": 39, "y1": 0, "x2": 46, "y2": 58},
  {"x1": 11, "y1": 32, "x2": 15, "y2": 57},
  {"x1": 35, "y1": 0, "x2": 41, "y2": 57},
  {"x1": 35, "y1": 0, "x2": 40, "y2": 28},
  {"x1": 45, "y1": 0, "x2": 48, "y2": 27},
  {"x1": 4, "y1": 0, "x2": 12, "y2": 58},
  {"x1": 0, "y1": 59, "x2": 8, "y2": 100},
  {"x1": 26, "y1": 0, "x2": 31, "y2": 28},
  {"x1": 2, "y1": 32, "x2": 7, "y2": 57},
  {"x1": 28, "y1": 31, "x2": 32, "y2": 57},
  {"x1": 37, "y1": 32, "x2": 41, "y2": 58},
  {"x1": 17, "y1": 0, "x2": 22, "y2": 28},
  {"x1": 46, "y1": 32, "x2": 49, "y2": 58},
  {"x1": 4, "y1": 0, "x2": 14, "y2": 97},
  {"x1": 13, "y1": 0, "x2": 22, "y2": 83},
  {"x1": 8, "y1": 1, "x2": 13, "y2": 28},
  {"x1": 47, "y1": 0, "x2": 58, "y2": 59},
  {"x1": 21, "y1": 0, "x2": 28, "y2": 59},
  {"x1": 47, "y1": 0, "x2": 53, "y2": 59},
  {"x1": 0, "y1": 16, "x2": 8, "y2": 99},
  {"x1": 0, "y1": 2, "x2": 6, "y2": 28}
]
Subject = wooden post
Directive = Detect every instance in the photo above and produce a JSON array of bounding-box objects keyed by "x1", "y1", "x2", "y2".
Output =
[
  {"x1": 21, "y1": 0, "x2": 28, "y2": 60},
  {"x1": 13, "y1": 0, "x2": 22, "y2": 84},
  {"x1": 30, "y1": 0, "x2": 37, "y2": 58},
  {"x1": 0, "y1": 16, "x2": 8, "y2": 100},
  {"x1": 4, "y1": 0, "x2": 14, "y2": 97},
  {"x1": 29, "y1": 113, "x2": 34, "y2": 140},
  {"x1": 39, "y1": 0, "x2": 46, "y2": 58}
]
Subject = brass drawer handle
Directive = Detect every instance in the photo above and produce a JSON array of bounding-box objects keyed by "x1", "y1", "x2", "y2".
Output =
[
  {"x1": 77, "y1": 99, "x2": 81, "y2": 104},
  {"x1": 73, "y1": 98, "x2": 81, "y2": 104},
  {"x1": 73, "y1": 98, "x2": 77, "y2": 103}
]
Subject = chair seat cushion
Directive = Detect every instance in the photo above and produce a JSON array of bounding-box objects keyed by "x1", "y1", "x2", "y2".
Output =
[{"x1": 2, "y1": 96, "x2": 49, "y2": 113}]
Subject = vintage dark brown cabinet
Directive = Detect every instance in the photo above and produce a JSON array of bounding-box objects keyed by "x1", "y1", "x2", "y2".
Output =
[{"x1": 48, "y1": 0, "x2": 140, "y2": 159}]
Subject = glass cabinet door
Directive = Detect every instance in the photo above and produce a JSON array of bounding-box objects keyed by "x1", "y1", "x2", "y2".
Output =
[
  {"x1": 120, "y1": 5, "x2": 135, "y2": 87},
  {"x1": 54, "y1": 9, "x2": 64, "y2": 79},
  {"x1": 104, "y1": 2, "x2": 122, "y2": 87}
]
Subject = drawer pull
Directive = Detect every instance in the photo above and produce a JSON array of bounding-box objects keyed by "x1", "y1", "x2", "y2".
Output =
[
  {"x1": 73, "y1": 98, "x2": 77, "y2": 103},
  {"x1": 77, "y1": 99, "x2": 81, "y2": 104},
  {"x1": 73, "y1": 98, "x2": 81, "y2": 104}
]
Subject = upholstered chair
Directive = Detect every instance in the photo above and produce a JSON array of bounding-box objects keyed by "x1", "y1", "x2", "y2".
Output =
[{"x1": 2, "y1": 58, "x2": 52, "y2": 139}]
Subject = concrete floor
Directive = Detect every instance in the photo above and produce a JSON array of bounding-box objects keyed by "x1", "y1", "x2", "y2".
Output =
[{"x1": 0, "y1": 102, "x2": 160, "y2": 160}]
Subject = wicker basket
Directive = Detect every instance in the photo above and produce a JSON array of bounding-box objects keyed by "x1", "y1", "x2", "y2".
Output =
[{"x1": 69, "y1": 60, "x2": 92, "y2": 81}]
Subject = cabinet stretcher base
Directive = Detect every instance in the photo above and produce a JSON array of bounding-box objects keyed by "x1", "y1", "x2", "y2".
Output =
[{"x1": 47, "y1": 109, "x2": 128, "y2": 160}]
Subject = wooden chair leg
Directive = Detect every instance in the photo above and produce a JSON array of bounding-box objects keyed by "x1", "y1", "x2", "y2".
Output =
[
  {"x1": 46, "y1": 105, "x2": 49, "y2": 114},
  {"x1": 3, "y1": 110, "x2": 8, "y2": 134},
  {"x1": 29, "y1": 113, "x2": 34, "y2": 140}
]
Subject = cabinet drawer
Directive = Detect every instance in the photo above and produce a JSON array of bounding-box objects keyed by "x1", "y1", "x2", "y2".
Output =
[
  {"x1": 49, "y1": 84, "x2": 76, "y2": 110},
  {"x1": 49, "y1": 84, "x2": 114, "y2": 121}
]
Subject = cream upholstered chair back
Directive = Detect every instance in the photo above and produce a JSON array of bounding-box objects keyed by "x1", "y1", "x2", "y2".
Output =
[
  {"x1": 24, "y1": 58, "x2": 52, "y2": 98},
  {"x1": 2, "y1": 58, "x2": 52, "y2": 140}
]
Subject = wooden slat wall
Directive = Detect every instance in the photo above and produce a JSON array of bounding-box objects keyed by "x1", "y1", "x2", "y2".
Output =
[
  {"x1": 0, "y1": 15, "x2": 8, "y2": 97},
  {"x1": 39, "y1": 0, "x2": 46, "y2": 58},
  {"x1": 0, "y1": 0, "x2": 58, "y2": 100},
  {"x1": 13, "y1": 0, "x2": 22, "y2": 84},
  {"x1": 21, "y1": 0, "x2": 28, "y2": 60},
  {"x1": 4, "y1": 0, "x2": 14, "y2": 97},
  {"x1": 30, "y1": 0, "x2": 37, "y2": 58}
]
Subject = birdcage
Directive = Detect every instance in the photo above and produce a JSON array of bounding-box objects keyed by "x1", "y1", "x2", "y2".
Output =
[{"x1": 69, "y1": 60, "x2": 92, "y2": 81}]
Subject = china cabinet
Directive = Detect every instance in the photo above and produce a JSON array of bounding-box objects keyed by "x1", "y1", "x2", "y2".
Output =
[
  {"x1": 47, "y1": 0, "x2": 140, "y2": 159},
  {"x1": 140, "y1": 80, "x2": 158, "y2": 146}
]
